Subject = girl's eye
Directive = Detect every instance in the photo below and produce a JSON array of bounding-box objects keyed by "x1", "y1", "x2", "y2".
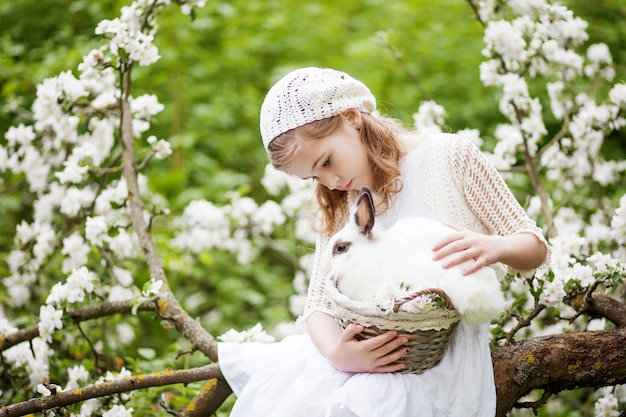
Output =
[{"x1": 322, "y1": 157, "x2": 330, "y2": 168}]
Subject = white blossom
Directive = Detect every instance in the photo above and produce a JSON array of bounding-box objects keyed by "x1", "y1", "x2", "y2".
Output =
[
  {"x1": 65, "y1": 364, "x2": 90, "y2": 391},
  {"x1": 252, "y1": 200, "x2": 286, "y2": 234},
  {"x1": 594, "y1": 389, "x2": 619, "y2": 417},
  {"x1": 131, "y1": 94, "x2": 164, "y2": 118},
  {"x1": 5, "y1": 124, "x2": 36, "y2": 148},
  {"x1": 61, "y1": 233, "x2": 90, "y2": 273},
  {"x1": 113, "y1": 266, "x2": 135, "y2": 287},
  {"x1": 102, "y1": 404, "x2": 133, "y2": 417},
  {"x1": 539, "y1": 277, "x2": 566, "y2": 307},
  {"x1": 413, "y1": 101, "x2": 446, "y2": 133},
  {"x1": 107, "y1": 285, "x2": 138, "y2": 302},
  {"x1": 77, "y1": 398, "x2": 102, "y2": 417},
  {"x1": 38, "y1": 305, "x2": 64, "y2": 343},
  {"x1": 609, "y1": 83, "x2": 626, "y2": 107},
  {"x1": 108, "y1": 228, "x2": 138, "y2": 259},
  {"x1": 219, "y1": 323, "x2": 275, "y2": 343},
  {"x1": 116, "y1": 323, "x2": 136, "y2": 345},
  {"x1": 36, "y1": 384, "x2": 51, "y2": 397},
  {"x1": 85, "y1": 216, "x2": 109, "y2": 246},
  {"x1": 142, "y1": 277, "x2": 164, "y2": 297},
  {"x1": 147, "y1": 135, "x2": 172, "y2": 159}
]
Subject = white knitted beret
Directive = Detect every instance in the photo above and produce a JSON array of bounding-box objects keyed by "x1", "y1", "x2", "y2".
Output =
[{"x1": 260, "y1": 67, "x2": 377, "y2": 149}]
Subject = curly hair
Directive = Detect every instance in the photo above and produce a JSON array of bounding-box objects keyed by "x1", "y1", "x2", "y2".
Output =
[{"x1": 267, "y1": 111, "x2": 408, "y2": 234}]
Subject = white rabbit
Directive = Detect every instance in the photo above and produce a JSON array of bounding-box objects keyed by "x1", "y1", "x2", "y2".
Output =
[{"x1": 326, "y1": 187, "x2": 505, "y2": 326}]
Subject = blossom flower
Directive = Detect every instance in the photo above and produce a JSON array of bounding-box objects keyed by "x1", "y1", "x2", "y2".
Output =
[
  {"x1": 36, "y1": 384, "x2": 52, "y2": 396},
  {"x1": 252, "y1": 200, "x2": 286, "y2": 235},
  {"x1": 5, "y1": 124, "x2": 36, "y2": 148},
  {"x1": 60, "y1": 187, "x2": 96, "y2": 217},
  {"x1": 594, "y1": 389, "x2": 619, "y2": 417},
  {"x1": 456, "y1": 128, "x2": 483, "y2": 148},
  {"x1": 56, "y1": 156, "x2": 89, "y2": 185},
  {"x1": 102, "y1": 404, "x2": 134, "y2": 417},
  {"x1": 219, "y1": 323, "x2": 275, "y2": 343},
  {"x1": 611, "y1": 195, "x2": 626, "y2": 246},
  {"x1": 609, "y1": 83, "x2": 626, "y2": 107},
  {"x1": 46, "y1": 267, "x2": 98, "y2": 306},
  {"x1": 34, "y1": 182, "x2": 66, "y2": 223},
  {"x1": 107, "y1": 285, "x2": 138, "y2": 302},
  {"x1": 77, "y1": 399, "x2": 102, "y2": 417},
  {"x1": 61, "y1": 233, "x2": 90, "y2": 273},
  {"x1": 95, "y1": 180, "x2": 129, "y2": 215},
  {"x1": 0, "y1": 318, "x2": 18, "y2": 336},
  {"x1": 85, "y1": 216, "x2": 109, "y2": 246},
  {"x1": 131, "y1": 94, "x2": 164, "y2": 118},
  {"x1": 113, "y1": 266, "x2": 134, "y2": 287},
  {"x1": 108, "y1": 228, "x2": 138, "y2": 259},
  {"x1": 33, "y1": 223, "x2": 56, "y2": 262},
  {"x1": 116, "y1": 323, "x2": 136, "y2": 345},
  {"x1": 539, "y1": 277, "x2": 566, "y2": 307},
  {"x1": 413, "y1": 101, "x2": 446, "y2": 134},
  {"x1": 483, "y1": 20, "x2": 526, "y2": 62},
  {"x1": 38, "y1": 305, "x2": 64, "y2": 343},
  {"x1": 147, "y1": 135, "x2": 172, "y2": 159},
  {"x1": 141, "y1": 277, "x2": 164, "y2": 298}
]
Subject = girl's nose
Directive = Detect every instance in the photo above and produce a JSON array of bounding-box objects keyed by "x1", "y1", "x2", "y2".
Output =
[{"x1": 319, "y1": 173, "x2": 340, "y2": 190}]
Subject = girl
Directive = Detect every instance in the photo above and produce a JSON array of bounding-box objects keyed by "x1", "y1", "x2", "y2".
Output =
[{"x1": 218, "y1": 67, "x2": 549, "y2": 416}]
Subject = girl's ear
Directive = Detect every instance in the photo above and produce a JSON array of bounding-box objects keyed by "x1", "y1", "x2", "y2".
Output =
[{"x1": 340, "y1": 108, "x2": 362, "y2": 130}]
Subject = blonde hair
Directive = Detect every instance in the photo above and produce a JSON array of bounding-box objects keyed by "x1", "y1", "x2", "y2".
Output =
[{"x1": 267, "y1": 111, "x2": 408, "y2": 234}]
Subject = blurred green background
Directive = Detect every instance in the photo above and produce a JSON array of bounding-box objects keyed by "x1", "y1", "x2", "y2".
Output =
[
  {"x1": 2, "y1": 0, "x2": 625, "y2": 341},
  {"x1": 0, "y1": 1, "x2": 625, "y2": 413}
]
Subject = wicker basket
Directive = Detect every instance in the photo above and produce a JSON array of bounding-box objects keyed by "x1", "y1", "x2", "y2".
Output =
[{"x1": 329, "y1": 286, "x2": 461, "y2": 374}]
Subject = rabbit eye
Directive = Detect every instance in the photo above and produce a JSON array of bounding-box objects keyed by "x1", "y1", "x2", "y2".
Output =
[{"x1": 333, "y1": 242, "x2": 351, "y2": 255}]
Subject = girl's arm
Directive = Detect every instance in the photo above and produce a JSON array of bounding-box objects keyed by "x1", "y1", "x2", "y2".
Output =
[
  {"x1": 431, "y1": 136, "x2": 549, "y2": 274},
  {"x1": 306, "y1": 311, "x2": 409, "y2": 373},
  {"x1": 432, "y1": 228, "x2": 547, "y2": 275}
]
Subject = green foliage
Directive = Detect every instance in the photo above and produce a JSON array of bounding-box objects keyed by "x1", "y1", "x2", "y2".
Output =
[{"x1": 0, "y1": 0, "x2": 625, "y2": 415}]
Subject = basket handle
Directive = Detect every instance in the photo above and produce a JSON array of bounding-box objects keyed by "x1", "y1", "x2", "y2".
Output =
[{"x1": 393, "y1": 288, "x2": 456, "y2": 313}]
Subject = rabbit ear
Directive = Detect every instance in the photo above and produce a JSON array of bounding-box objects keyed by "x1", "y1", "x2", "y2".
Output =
[{"x1": 354, "y1": 187, "x2": 375, "y2": 236}]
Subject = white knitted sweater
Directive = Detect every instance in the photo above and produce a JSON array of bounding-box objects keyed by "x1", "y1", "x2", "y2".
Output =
[{"x1": 299, "y1": 133, "x2": 549, "y2": 324}]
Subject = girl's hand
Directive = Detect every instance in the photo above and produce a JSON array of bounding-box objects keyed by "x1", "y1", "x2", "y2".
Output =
[
  {"x1": 431, "y1": 226, "x2": 547, "y2": 273},
  {"x1": 325, "y1": 323, "x2": 409, "y2": 373},
  {"x1": 431, "y1": 225, "x2": 502, "y2": 275}
]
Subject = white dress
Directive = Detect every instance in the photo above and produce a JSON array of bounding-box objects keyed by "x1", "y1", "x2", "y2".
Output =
[{"x1": 219, "y1": 134, "x2": 548, "y2": 417}]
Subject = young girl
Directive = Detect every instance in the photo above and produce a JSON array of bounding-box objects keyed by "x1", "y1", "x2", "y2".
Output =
[{"x1": 218, "y1": 67, "x2": 549, "y2": 416}]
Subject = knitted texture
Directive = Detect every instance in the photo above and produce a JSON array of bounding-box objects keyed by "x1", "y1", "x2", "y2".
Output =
[
  {"x1": 298, "y1": 133, "x2": 550, "y2": 325},
  {"x1": 260, "y1": 67, "x2": 376, "y2": 149}
]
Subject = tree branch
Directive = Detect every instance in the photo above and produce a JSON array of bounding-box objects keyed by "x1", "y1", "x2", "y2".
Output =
[
  {"x1": 0, "y1": 300, "x2": 155, "y2": 352},
  {"x1": 573, "y1": 293, "x2": 626, "y2": 328},
  {"x1": 493, "y1": 327, "x2": 626, "y2": 417},
  {"x1": 0, "y1": 364, "x2": 228, "y2": 417},
  {"x1": 179, "y1": 377, "x2": 233, "y2": 417},
  {"x1": 506, "y1": 303, "x2": 546, "y2": 343},
  {"x1": 119, "y1": 97, "x2": 217, "y2": 361}
]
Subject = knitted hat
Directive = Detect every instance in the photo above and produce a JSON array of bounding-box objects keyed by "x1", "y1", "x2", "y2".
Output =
[{"x1": 260, "y1": 67, "x2": 377, "y2": 150}]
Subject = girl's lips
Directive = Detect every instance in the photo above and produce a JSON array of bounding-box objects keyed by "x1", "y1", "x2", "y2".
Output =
[{"x1": 342, "y1": 180, "x2": 353, "y2": 191}]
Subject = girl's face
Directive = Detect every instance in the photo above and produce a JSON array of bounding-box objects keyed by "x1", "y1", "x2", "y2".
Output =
[{"x1": 284, "y1": 115, "x2": 372, "y2": 192}]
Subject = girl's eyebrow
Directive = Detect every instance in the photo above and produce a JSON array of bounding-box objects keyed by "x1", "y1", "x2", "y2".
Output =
[{"x1": 311, "y1": 153, "x2": 325, "y2": 172}]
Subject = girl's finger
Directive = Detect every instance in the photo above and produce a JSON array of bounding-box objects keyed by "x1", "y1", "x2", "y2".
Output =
[{"x1": 339, "y1": 323, "x2": 365, "y2": 342}]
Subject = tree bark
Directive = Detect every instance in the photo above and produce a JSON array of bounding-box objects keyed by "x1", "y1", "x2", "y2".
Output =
[{"x1": 492, "y1": 326, "x2": 626, "y2": 417}]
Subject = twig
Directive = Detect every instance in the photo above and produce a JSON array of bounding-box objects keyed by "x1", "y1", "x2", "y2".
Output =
[
  {"x1": 377, "y1": 35, "x2": 430, "y2": 101},
  {"x1": 506, "y1": 303, "x2": 546, "y2": 343}
]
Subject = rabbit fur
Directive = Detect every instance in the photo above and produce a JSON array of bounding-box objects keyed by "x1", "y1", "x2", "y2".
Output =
[{"x1": 326, "y1": 187, "x2": 505, "y2": 326}]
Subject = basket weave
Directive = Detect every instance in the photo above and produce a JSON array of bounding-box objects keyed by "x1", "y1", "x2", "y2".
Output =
[{"x1": 330, "y1": 287, "x2": 461, "y2": 374}]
